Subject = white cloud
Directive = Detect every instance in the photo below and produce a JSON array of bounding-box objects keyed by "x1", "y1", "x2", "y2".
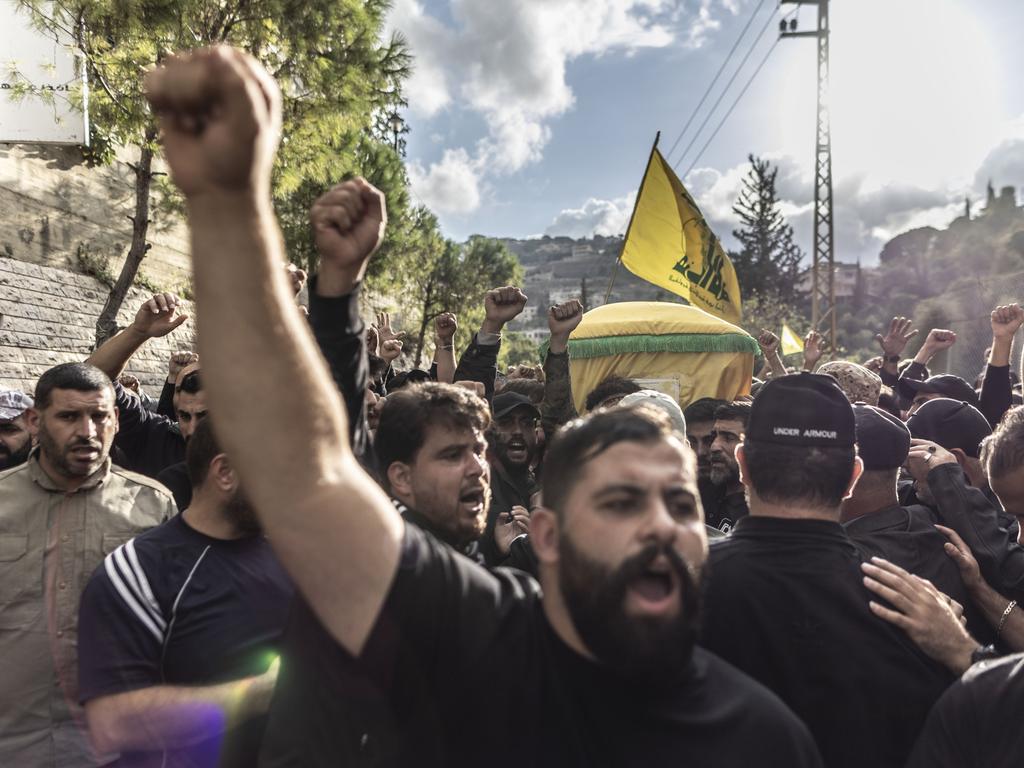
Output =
[
  {"x1": 407, "y1": 148, "x2": 482, "y2": 214},
  {"x1": 387, "y1": 0, "x2": 695, "y2": 212},
  {"x1": 545, "y1": 193, "x2": 638, "y2": 238}
]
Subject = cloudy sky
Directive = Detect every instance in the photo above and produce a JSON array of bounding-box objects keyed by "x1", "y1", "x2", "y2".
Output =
[{"x1": 386, "y1": 0, "x2": 1024, "y2": 265}]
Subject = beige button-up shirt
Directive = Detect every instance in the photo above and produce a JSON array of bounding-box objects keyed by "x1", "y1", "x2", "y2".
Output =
[{"x1": 0, "y1": 452, "x2": 176, "y2": 767}]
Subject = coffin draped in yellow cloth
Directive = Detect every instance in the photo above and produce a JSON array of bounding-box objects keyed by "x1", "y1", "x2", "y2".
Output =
[{"x1": 551, "y1": 301, "x2": 759, "y2": 413}]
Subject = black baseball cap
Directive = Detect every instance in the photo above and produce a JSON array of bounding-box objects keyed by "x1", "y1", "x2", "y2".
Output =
[
  {"x1": 903, "y1": 375, "x2": 979, "y2": 408},
  {"x1": 854, "y1": 404, "x2": 911, "y2": 470},
  {"x1": 492, "y1": 392, "x2": 540, "y2": 420},
  {"x1": 387, "y1": 369, "x2": 432, "y2": 391},
  {"x1": 906, "y1": 397, "x2": 991, "y2": 458},
  {"x1": 747, "y1": 373, "x2": 856, "y2": 448}
]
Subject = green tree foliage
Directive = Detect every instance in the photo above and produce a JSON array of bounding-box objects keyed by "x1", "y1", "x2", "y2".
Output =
[
  {"x1": 730, "y1": 154, "x2": 804, "y2": 304},
  {"x1": 401, "y1": 232, "x2": 524, "y2": 367},
  {"x1": 19, "y1": 0, "x2": 409, "y2": 343}
]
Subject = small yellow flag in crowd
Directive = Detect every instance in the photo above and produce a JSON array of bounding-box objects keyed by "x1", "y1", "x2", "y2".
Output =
[
  {"x1": 780, "y1": 324, "x2": 804, "y2": 356},
  {"x1": 620, "y1": 146, "x2": 743, "y2": 324}
]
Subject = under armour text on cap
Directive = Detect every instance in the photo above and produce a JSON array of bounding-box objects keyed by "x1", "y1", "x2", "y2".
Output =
[
  {"x1": 747, "y1": 372, "x2": 856, "y2": 448},
  {"x1": 854, "y1": 404, "x2": 911, "y2": 471}
]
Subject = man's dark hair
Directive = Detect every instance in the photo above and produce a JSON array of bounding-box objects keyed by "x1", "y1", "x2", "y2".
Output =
[
  {"x1": 714, "y1": 401, "x2": 752, "y2": 428},
  {"x1": 742, "y1": 439, "x2": 856, "y2": 509},
  {"x1": 584, "y1": 376, "x2": 641, "y2": 412},
  {"x1": 34, "y1": 362, "x2": 113, "y2": 410},
  {"x1": 375, "y1": 383, "x2": 490, "y2": 490},
  {"x1": 500, "y1": 378, "x2": 545, "y2": 403},
  {"x1": 177, "y1": 370, "x2": 202, "y2": 394},
  {"x1": 980, "y1": 406, "x2": 1024, "y2": 481},
  {"x1": 543, "y1": 405, "x2": 677, "y2": 514},
  {"x1": 683, "y1": 397, "x2": 727, "y2": 426},
  {"x1": 186, "y1": 416, "x2": 222, "y2": 489}
]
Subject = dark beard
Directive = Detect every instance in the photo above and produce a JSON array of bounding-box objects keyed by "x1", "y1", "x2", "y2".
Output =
[
  {"x1": 225, "y1": 491, "x2": 262, "y2": 536},
  {"x1": 0, "y1": 439, "x2": 31, "y2": 471},
  {"x1": 558, "y1": 535, "x2": 702, "y2": 687},
  {"x1": 38, "y1": 424, "x2": 104, "y2": 478}
]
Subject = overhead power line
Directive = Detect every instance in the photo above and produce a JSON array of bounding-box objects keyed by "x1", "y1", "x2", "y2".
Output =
[
  {"x1": 663, "y1": 0, "x2": 771, "y2": 164},
  {"x1": 682, "y1": 37, "x2": 781, "y2": 177}
]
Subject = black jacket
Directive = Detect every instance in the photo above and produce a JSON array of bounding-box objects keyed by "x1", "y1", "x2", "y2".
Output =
[
  {"x1": 844, "y1": 504, "x2": 994, "y2": 643},
  {"x1": 701, "y1": 515, "x2": 953, "y2": 768},
  {"x1": 112, "y1": 380, "x2": 185, "y2": 479},
  {"x1": 925, "y1": 462, "x2": 1024, "y2": 601},
  {"x1": 308, "y1": 277, "x2": 372, "y2": 469}
]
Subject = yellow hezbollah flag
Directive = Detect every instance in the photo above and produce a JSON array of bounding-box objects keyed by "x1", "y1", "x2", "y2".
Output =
[
  {"x1": 620, "y1": 146, "x2": 742, "y2": 324},
  {"x1": 781, "y1": 323, "x2": 804, "y2": 356}
]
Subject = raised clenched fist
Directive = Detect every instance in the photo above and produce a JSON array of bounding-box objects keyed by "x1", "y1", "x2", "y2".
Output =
[
  {"x1": 169, "y1": 350, "x2": 199, "y2": 379},
  {"x1": 990, "y1": 303, "x2": 1024, "y2": 340},
  {"x1": 548, "y1": 299, "x2": 584, "y2": 337},
  {"x1": 483, "y1": 287, "x2": 528, "y2": 332},
  {"x1": 921, "y1": 329, "x2": 957, "y2": 353},
  {"x1": 380, "y1": 339, "x2": 403, "y2": 363},
  {"x1": 435, "y1": 312, "x2": 458, "y2": 344},
  {"x1": 757, "y1": 329, "x2": 780, "y2": 357},
  {"x1": 310, "y1": 180, "x2": 387, "y2": 283},
  {"x1": 144, "y1": 46, "x2": 281, "y2": 198}
]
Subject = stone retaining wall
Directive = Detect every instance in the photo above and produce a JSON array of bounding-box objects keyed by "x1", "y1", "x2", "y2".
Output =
[{"x1": 0, "y1": 256, "x2": 195, "y2": 397}]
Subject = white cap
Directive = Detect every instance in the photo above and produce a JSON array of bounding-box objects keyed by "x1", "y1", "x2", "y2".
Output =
[{"x1": 618, "y1": 389, "x2": 687, "y2": 437}]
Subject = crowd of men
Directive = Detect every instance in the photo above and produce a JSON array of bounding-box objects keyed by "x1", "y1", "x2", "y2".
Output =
[{"x1": 1, "y1": 45, "x2": 1024, "y2": 767}]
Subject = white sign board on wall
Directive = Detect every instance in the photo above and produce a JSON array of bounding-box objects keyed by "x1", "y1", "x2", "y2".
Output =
[{"x1": 0, "y1": 0, "x2": 89, "y2": 144}]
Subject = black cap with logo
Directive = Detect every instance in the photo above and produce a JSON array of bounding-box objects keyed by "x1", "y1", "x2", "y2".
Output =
[{"x1": 747, "y1": 373, "x2": 856, "y2": 448}]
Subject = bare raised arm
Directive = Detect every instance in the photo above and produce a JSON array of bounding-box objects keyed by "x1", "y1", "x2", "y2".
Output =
[{"x1": 145, "y1": 46, "x2": 402, "y2": 655}]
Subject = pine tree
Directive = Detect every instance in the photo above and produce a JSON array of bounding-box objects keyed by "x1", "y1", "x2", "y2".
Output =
[{"x1": 730, "y1": 154, "x2": 804, "y2": 303}]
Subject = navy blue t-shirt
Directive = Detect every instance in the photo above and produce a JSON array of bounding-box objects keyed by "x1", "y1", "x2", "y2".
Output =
[{"x1": 78, "y1": 513, "x2": 294, "y2": 767}]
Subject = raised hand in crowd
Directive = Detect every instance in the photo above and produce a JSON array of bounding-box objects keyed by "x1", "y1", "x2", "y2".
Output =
[
  {"x1": 286, "y1": 262, "x2": 307, "y2": 296},
  {"x1": 876, "y1": 316, "x2": 918, "y2": 376},
  {"x1": 133, "y1": 293, "x2": 190, "y2": 339},
  {"x1": 376, "y1": 312, "x2": 405, "y2": 344},
  {"x1": 311, "y1": 180, "x2": 387, "y2": 297},
  {"x1": 938, "y1": 525, "x2": 1024, "y2": 652},
  {"x1": 863, "y1": 356, "x2": 884, "y2": 374},
  {"x1": 988, "y1": 303, "x2": 1024, "y2": 366},
  {"x1": 380, "y1": 338, "x2": 403, "y2": 364},
  {"x1": 548, "y1": 299, "x2": 584, "y2": 355},
  {"x1": 148, "y1": 45, "x2": 400, "y2": 654},
  {"x1": 366, "y1": 325, "x2": 380, "y2": 357},
  {"x1": 914, "y1": 328, "x2": 957, "y2": 365},
  {"x1": 118, "y1": 373, "x2": 141, "y2": 394},
  {"x1": 861, "y1": 557, "x2": 978, "y2": 674},
  {"x1": 434, "y1": 312, "x2": 458, "y2": 384},
  {"x1": 482, "y1": 286, "x2": 528, "y2": 335},
  {"x1": 757, "y1": 329, "x2": 787, "y2": 378},
  {"x1": 168, "y1": 351, "x2": 199, "y2": 383},
  {"x1": 494, "y1": 505, "x2": 531, "y2": 557},
  {"x1": 802, "y1": 330, "x2": 823, "y2": 372},
  {"x1": 87, "y1": 292, "x2": 190, "y2": 380}
]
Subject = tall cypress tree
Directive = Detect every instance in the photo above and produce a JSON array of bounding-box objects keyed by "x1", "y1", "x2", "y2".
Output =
[{"x1": 730, "y1": 155, "x2": 804, "y2": 303}]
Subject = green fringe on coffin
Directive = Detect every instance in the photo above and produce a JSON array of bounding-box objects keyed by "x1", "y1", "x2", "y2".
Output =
[{"x1": 538, "y1": 332, "x2": 761, "y2": 362}]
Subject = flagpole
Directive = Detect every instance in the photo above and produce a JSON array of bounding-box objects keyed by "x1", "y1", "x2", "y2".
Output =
[{"x1": 604, "y1": 131, "x2": 660, "y2": 305}]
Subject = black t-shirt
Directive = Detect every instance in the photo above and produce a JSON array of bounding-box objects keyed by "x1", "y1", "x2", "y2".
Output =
[
  {"x1": 701, "y1": 515, "x2": 954, "y2": 768},
  {"x1": 906, "y1": 653, "x2": 1024, "y2": 768},
  {"x1": 78, "y1": 514, "x2": 294, "y2": 767},
  {"x1": 259, "y1": 523, "x2": 822, "y2": 768}
]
